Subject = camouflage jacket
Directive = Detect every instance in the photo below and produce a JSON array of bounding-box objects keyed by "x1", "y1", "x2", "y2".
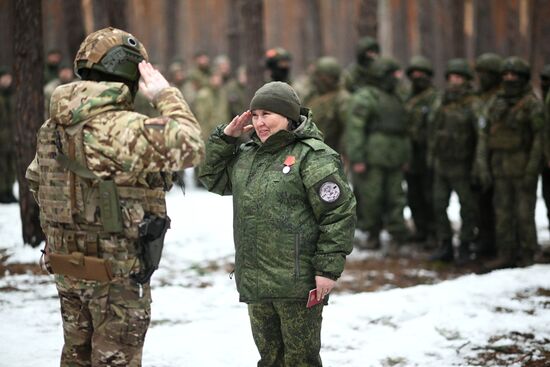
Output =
[
  {"x1": 342, "y1": 63, "x2": 373, "y2": 93},
  {"x1": 26, "y1": 81, "x2": 204, "y2": 288},
  {"x1": 303, "y1": 88, "x2": 350, "y2": 154},
  {"x1": 429, "y1": 89, "x2": 481, "y2": 177},
  {"x1": 478, "y1": 87, "x2": 544, "y2": 178},
  {"x1": 346, "y1": 85, "x2": 411, "y2": 168},
  {"x1": 405, "y1": 87, "x2": 439, "y2": 173},
  {"x1": 194, "y1": 84, "x2": 231, "y2": 141},
  {"x1": 198, "y1": 110, "x2": 356, "y2": 303}
]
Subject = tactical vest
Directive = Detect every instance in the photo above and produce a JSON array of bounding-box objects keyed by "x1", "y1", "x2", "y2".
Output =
[
  {"x1": 369, "y1": 90, "x2": 407, "y2": 135},
  {"x1": 434, "y1": 98, "x2": 477, "y2": 162},
  {"x1": 37, "y1": 119, "x2": 168, "y2": 281},
  {"x1": 487, "y1": 93, "x2": 534, "y2": 152},
  {"x1": 406, "y1": 88, "x2": 437, "y2": 145}
]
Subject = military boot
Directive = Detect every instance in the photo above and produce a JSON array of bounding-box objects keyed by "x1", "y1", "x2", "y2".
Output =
[
  {"x1": 429, "y1": 239, "x2": 454, "y2": 262},
  {"x1": 483, "y1": 250, "x2": 516, "y2": 271},
  {"x1": 365, "y1": 233, "x2": 381, "y2": 250}
]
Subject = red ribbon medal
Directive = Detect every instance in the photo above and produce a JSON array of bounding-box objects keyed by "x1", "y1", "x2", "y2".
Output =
[{"x1": 282, "y1": 155, "x2": 296, "y2": 174}]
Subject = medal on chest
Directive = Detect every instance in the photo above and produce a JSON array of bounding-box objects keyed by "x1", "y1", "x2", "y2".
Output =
[{"x1": 282, "y1": 155, "x2": 296, "y2": 174}]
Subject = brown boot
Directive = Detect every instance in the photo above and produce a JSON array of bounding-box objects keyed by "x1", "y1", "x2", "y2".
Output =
[{"x1": 483, "y1": 254, "x2": 516, "y2": 271}]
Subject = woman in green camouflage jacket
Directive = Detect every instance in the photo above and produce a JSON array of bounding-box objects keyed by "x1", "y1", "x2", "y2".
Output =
[{"x1": 199, "y1": 81, "x2": 356, "y2": 366}]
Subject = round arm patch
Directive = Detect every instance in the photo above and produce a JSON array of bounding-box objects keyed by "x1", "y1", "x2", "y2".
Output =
[{"x1": 319, "y1": 181, "x2": 341, "y2": 203}]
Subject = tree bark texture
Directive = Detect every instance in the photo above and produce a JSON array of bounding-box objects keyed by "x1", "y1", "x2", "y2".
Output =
[
  {"x1": 239, "y1": 0, "x2": 265, "y2": 101},
  {"x1": 61, "y1": 0, "x2": 85, "y2": 60},
  {"x1": 357, "y1": 0, "x2": 378, "y2": 38},
  {"x1": 13, "y1": 0, "x2": 45, "y2": 247}
]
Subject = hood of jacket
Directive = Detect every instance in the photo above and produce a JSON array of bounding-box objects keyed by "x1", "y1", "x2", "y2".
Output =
[{"x1": 49, "y1": 80, "x2": 134, "y2": 126}]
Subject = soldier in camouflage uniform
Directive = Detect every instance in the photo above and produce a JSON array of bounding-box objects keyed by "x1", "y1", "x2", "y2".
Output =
[
  {"x1": 540, "y1": 64, "x2": 550, "y2": 227},
  {"x1": 347, "y1": 58, "x2": 411, "y2": 250},
  {"x1": 429, "y1": 59, "x2": 480, "y2": 263},
  {"x1": 404, "y1": 55, "x2": 439, "y2": 244},
  {"x1": 473, "y1": 53, "x2": 503, "y2": 258},
  {"x1": 342, "y1": 36, "x2": 380, "y2": 93},
  {"x1": 26, "y1": 28, "x2": 204, "y2": 366},
  {"x1": 44, "y1": 63, "x2": 75, "y2": 119},
  {"x1": 199, "y1": 82, "x2": 356, "y2": 367},
  {"x1": 265, "y1": 47, "x2": 293, "y2": 83},
  {"x1": 302, "y1": 56, "x2": 349, "y2": 154},
  {"x1": 0, "y1": 68, "x2": 17, "y2": 203},
  {"x1": 478, "y1": 57, "x2": 544, "y2": 270},
  {"x1": 44, "y1": 49, "x2": 63, "y2": 85}
]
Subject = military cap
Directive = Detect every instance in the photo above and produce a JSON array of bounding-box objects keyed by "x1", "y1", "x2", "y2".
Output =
[
  {"x1": 369, "y1": 57, "x2": 400, "y2": 79},
  {"x1": 445, "y1": 58, "x2": 473, "y2": 80},
  {"x1": 501, "y1": 56, "x2": 530, "y2": 80},
  {"x1": 74, "y1": 27, "x2": 148, "y2": 82},
  {"x1": 406, "y1": 55, "x2": 433, "y2": 76},
  {"x1": 475, "y1": 53, "x2": 503, "y2": 73},
  {"x1": 250, "y1": 81, "x2": 301, "y2": 122}
]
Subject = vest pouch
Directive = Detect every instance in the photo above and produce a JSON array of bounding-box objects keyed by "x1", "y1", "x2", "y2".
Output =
[
  {"x1": 99, "y1": 180, "x2": 123, "y2": 233},
  {"x1": 49, "y1": 252, "x2": 113, "y2": 282}
]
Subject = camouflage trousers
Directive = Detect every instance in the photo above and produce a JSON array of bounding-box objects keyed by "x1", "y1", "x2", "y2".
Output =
[
  {"x1": 355, "y1": 166, "x2": 407, "y2": 238},
  {"x1": 542, "y1": 166, "x2": 550, "y2": 224},
  {"x1": 433, "y1": 172, "x2": 478, "y2": 243},
  {"x1": 248, "y1": 301, "x2": 324, "y2": 367},
  {"x1": 0, "y1": 148, "x2": 15, "y2": 197},
  {"x1": 493, "y1": 177, "x2": 537, "y2": 263},
  {"x1": 405, "y1": 169, "x2": 435, "y2": 237},
  {"x1": 56, "y1": 277, "x2": 151, "y2": 367}
]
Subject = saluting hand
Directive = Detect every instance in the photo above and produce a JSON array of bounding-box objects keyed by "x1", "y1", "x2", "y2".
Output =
[
  {"x1": 138, "y1": 61, "x2": 170, "y2": 101},
  {"x1": 224, "y1": 110, "x2": 254, "y2": 138}
]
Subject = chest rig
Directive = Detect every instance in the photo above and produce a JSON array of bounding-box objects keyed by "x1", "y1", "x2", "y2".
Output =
[
  {"x1": 37, "y1": 118, "x2": 167, "y2": 281},
  {"x1": 487, "y1": 93, "x2": 534, "y2": 152}
]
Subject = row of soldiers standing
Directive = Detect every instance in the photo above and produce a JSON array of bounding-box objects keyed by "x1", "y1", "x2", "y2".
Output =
[{"x1": 319, "y1": 36, "x2": 547, "y2": 271}]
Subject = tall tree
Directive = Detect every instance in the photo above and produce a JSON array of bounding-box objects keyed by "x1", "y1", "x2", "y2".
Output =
[
  {"x1": 0, "y1": 0, "x2": 14, "y2": 68},
  {"x1": 61, "y1": 0, "x2": 86, "y2": 60},
  {"x1": 357, "y1": 0, "x2": 378, "y2": 38},
  {"x1": 93, "y1": 0, "x2": 127, "y2": 30},
  {"x1": 302, "y1": 0, "x2": 324, "y2": 64},
  {"x1": 13, "y1": 0, "x2": 45, "y2": 247},
  {"x1": 227, "y1": 0, "x2": 241, "y2": 71},
  {"x1": 165, "y1": 0, "x2": 179, "y2": 66},
  {"x1": 239, "y1": 0, "x2": 265, "y2": 100}
]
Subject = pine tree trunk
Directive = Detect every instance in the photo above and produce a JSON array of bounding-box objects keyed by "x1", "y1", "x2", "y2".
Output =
[
  {"x1": 62, "y1": 0, "x2": 86, "y2": 60},
  {"x1": 93, "y1": 0, "x2": 127, "y2": 30},
  {"x1": 13, "y1": 0, "x2": 45, "y2": 247},
  {"x1": 239, "y1": 0, "x2": 265, "y2": 101},
  {"x1": 357, "y1": 0, "x2": 378, "y2": 38}
]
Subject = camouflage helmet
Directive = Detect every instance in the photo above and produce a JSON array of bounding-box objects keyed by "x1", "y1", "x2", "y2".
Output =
[
  {"x1": 314, "y1": 56, "x2": 342, "y2": 79},
  {"x1": 475, "y1": 53, "x2": 503, "y2": 73},
  {"x1": 501, "y1": 56, "x2": 530, "y2": 79},
  {"x1": 357, "y1": 36, "x2": 380, "y2": 56},
  {"x1": 368, "y1": 57, "x2": 400, "y2": 79},
  {"x1": 445, "y1": 58, "x2": 473, "y2": 80},
  {"x1": 74, "y1": 27, "x2": 148, "y2": 82},
  {"x1": 265, "y1": 47, "x2": 292, "y2": 69},
  {"x1": 540, "y1": 64, "x2": 550, "y2": 79},
  {"x1": 406, "y1": 55, "x2": 433, "y2": 76}
]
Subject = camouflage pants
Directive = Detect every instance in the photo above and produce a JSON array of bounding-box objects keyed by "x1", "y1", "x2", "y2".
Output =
[
  {"x1": 356, "y1": 166, "x2": 407, "y2": 238},
  {"x1": 0, "y1": 148, "x2": 15, "y2": 197},
  {"x1": 406, "y1": 169, "x2": 434, "y2": 237},
  {"x1": 542, "y1": 166, "x2": 550, "y2": 224},
  {"x1": 56, "y1": 277, "x2": 151, "y2": 367},
  {"x1": 248, "y1": 301, "x2": 323, "y2": 367},
  {"x1": 433, "y1": 173, "x2": 478, "y2": 243},
  {"x1": 493, "y1": 177, "x2": 537, "y2": 262}
]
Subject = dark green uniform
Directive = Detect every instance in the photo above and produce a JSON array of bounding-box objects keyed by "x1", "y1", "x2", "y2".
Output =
[
  {"x1": 479, "y1": 57, "x2": 544, "y2": 268},
  {"x1": 303, "y1": 57, "x2": 349, "y2": 154},
  {"x1": 404, "y1": 56, "x2": 439, "y2": 242},
  {"x1": 540, "y1": 65, "x2": 550, "y2": 227},
  {"x1": 347, "y1": 58, "x2": 410, "y2": 246},
  {"x1": 199, "y1": 107, "x2": 355, "y2": 366},
  {"x1": 342, "y1": 36, "x2": 379, "y2": 93}
]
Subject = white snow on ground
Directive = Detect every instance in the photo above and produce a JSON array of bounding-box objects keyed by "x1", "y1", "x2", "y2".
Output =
[{"x1": 0, "y1": 176, "x2": 549, "y2": 366}]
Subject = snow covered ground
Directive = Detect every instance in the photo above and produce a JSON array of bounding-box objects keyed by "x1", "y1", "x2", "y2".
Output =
[{"x1": 0, "y1": 176, "x2": 549, "y2": 366}]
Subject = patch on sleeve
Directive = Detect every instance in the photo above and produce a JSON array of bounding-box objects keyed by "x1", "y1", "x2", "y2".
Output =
[{"x1": 319, "y1": 181, "x2": 341, "y2": 203}]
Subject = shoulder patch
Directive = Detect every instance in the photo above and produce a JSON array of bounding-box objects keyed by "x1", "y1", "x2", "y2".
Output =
[
  {"x1": 300, "y1": 138, "x2": 331, "y2": 152},
  {"x1": 319, "y1": 181, "x2": 341, "y2": 203}
]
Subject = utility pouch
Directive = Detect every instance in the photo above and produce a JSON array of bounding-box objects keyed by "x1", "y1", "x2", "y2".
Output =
[
  {"x1": 99, "y1": 180, "x2": 123, "y2": 233},
  {"x1": 131, "y1": 214, "x2": 171, "y2": 284},
  {"x1": 49, "y1": 252, "x2": 113, "y2": 282}
]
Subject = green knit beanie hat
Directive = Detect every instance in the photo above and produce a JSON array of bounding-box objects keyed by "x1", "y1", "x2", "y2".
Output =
[{"x1": 249, "y1": 81, "x2": 301, "y2": 122}]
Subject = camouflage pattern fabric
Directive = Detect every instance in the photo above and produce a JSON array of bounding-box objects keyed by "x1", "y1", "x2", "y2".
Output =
[
  {"x1": 404, "y1": 86, "x2": 439, "y2": 238},
  {"x1": 199, "y1": 109, "x2": 355, "y2": 302},
  {"x1": 430, "y1": 86, "x2": 481, "y2": 244},
  {"x1": 194, "y1": 84, "x2": 231, "y2": 141},
  {"x1": 58, "y1": 279, "x2": 151, "y2": 367},
  {"x1": 303, "y1": 88, "x2": 349, "y2": 153},
  {"x1": 342, "y1": 63, "x2": 372, "y2": 93},
  {"x1": 478, "y1": 85, "x2": 544, "y2": 264},
  {"x1": 248, "y1": 301, "x2": 323, "y2": 367},
  {"x1": 346, "y1": 85, "x2": 410, "y2": 239},
  {"x1": 26, "y1": 80, "x2": 204, "y2": 366}
]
